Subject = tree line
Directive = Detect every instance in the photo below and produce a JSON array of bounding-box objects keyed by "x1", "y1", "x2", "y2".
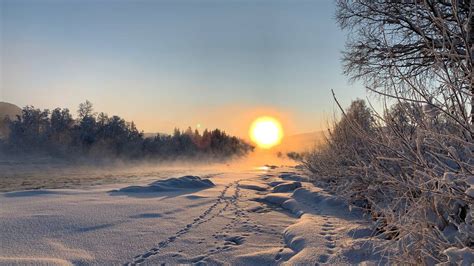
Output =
[{"x1": 0, "y1": 101, "x2": 254, "y2": 160}]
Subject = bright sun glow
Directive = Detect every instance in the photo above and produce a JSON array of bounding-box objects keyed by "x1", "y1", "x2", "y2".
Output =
[{"x1": 249, "y1": 116, "x2": 283, "y2": 149}]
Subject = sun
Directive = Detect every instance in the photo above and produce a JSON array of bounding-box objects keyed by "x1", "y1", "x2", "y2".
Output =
[{"x1": 249, "y1": 116, "x2": 283, "y2": 149}]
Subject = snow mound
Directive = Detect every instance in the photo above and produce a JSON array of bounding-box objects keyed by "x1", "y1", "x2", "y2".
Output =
[
  {"x1": 268, "y1": 181, "x2": 287, "y2": 187},
  {"x1": 279, "y1": 172, "x2": 306, "y2": 181},
  {"x1": 443, "y1": 247, "x2": 474, "y2": 265},
  {"x1": 4, "y1": 190, "x2": 63, "y2": 197},
  {"x1": 239, "y1": 181, "x2": 268, "y2": 191},
  {"x1": 114, "y1": 175, "x2": 214, "y2": 193},
  {"x1": 278, "y1": 188, "x2": 387, "y2": 265},
  {"x1": 283, "y1": 216, "x2": 325, "y2": 264},
  {"x1": 272, "y1": 181, "x2": 302, "y2": 193},
  {"x1": 466, "y1": 187, "x2": 474, "y2": 198},
  {"x1": 347, "y1": 227, "x2": 374, "y2": 239},
  {"x1": 259, "y1": 193, "x2": 292, "y2": 206},
  {"x1": 292, "y1": 187, "x2": 349, "y2": 209},
  {"x1": 259, "y1": 187, "x2": 360, "y2": 219},
  {"x1": 0, "y1": 257, "x2": 71, "y2": 266},
  {"x1": 234, "y1": 247, "x2": 294, "y2": 265}
]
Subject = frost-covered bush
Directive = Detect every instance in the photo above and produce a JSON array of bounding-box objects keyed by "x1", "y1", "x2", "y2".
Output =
[
  {"x1": 304, "y1": 100, "x2": 473, "y2": 263},
  {"x1": 308, "y1": 0, "x2": 474, "y2": 263},
  {"x1": 304, "y1": 99, "x2": 376, "y2": 185}
]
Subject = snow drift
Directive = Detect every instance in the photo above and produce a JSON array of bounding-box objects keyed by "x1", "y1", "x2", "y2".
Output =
[{"x1": 113, "y1": 175, "x2": 214, "y2": 193}]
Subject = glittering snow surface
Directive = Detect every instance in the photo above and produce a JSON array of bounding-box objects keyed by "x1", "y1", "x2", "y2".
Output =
[{"x1": 0, "y1": 166, "x2": 388, "y2": 265}]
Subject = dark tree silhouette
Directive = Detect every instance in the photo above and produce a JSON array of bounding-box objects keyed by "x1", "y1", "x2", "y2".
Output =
[
  {"x1": 337, "y1": 0, "x2": 473, "y2": 126},
  {"x1": 3, "y1": 101, "x2": 253, "y2": 160}
]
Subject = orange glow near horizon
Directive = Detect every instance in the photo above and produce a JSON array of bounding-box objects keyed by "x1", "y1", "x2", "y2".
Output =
[{"x1": 249, "y1": 116, "x2": 284, "y2": 149}]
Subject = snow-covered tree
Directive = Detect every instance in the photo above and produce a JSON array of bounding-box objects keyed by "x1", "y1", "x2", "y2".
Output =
[{"x1": 337, "y1": 0, "x2": 473, "y2": 128}]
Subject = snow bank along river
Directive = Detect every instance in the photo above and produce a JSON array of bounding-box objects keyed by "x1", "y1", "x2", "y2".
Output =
[{"x1": 1, "y1": 166, "x2": 390, "y2": 265}]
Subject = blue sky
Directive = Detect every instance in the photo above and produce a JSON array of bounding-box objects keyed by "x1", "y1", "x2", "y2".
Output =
[{"x1": 0, "y1": 0, "x2": 365, "y2": 136}]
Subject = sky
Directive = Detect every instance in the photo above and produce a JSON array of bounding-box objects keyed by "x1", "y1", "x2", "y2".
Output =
[{"x1": 0, "y1": 0, "x2": 365, "y2": 137}]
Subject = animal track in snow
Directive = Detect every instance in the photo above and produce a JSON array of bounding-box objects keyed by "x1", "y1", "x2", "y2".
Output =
[{"x1": 125, "y1": 181, "x2": 242, "y2": 265}]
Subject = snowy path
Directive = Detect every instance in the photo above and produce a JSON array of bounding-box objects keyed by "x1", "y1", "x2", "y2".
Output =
[
  {"x1": 127, "y1": 180, "x2": 245, "y2": 265},
  {"x1": 0, "y1": 166, "x2": 386, "y2": 265}
]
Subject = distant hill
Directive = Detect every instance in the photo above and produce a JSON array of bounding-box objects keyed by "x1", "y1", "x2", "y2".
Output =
[
  {"x1": 276, "y1": 131, "x2": 325, "y2": 153},
  {"x1": 0, "y1": 102, "x2": 22, "y2": 139},
  {"x1": 0, "y1": 102, "x2": 21, "y2": 118}
]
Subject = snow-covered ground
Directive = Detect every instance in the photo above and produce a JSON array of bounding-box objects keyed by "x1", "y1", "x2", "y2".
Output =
[{"x1": 0, "y1": 165, "x2": 387, "y2": 265}]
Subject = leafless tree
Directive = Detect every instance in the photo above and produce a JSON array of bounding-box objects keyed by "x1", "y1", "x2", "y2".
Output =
[
  {"x1": 304, "y1": 1, "x2": 474, "y2": 263},
  {"x1": 337, "y1": 0, "x2": 473, "y2": 130}
]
